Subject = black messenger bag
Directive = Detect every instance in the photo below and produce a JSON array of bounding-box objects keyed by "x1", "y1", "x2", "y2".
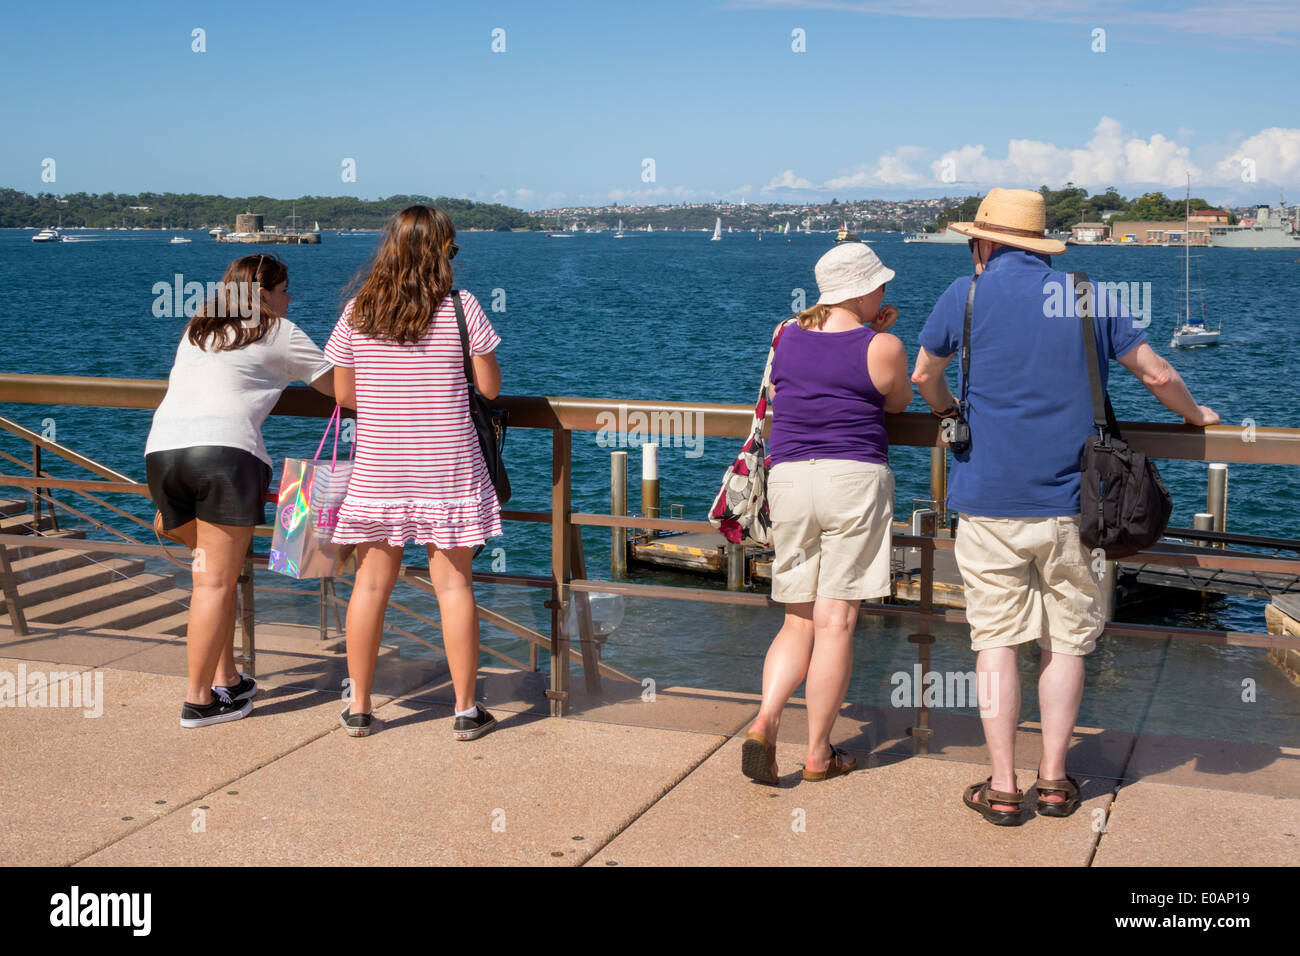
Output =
[
  {"x1": 451, "y1": 290, "x2": 511, "y2": 506},
  {"x1": 1070, "y1": 271, "x2": 1171, "y2": 558}
]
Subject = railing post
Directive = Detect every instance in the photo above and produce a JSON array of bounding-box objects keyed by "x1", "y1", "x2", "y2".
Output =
[
  {"x1": 0, "y1": 541, "x2": 29, "y2": 637},
  {"x1": 569, "y1": 532, "x2": 601, "y2": 695},
  {"x1": 929, "y1": 445, "x2": 947, "y2": 526},
  {"x1": 31, "y1": 444, "x2": 41, "y2": 532},
  {"x1": 610, "y1": 451, "x2": 627, "y2": 577},
  {"x1": 548, "y1": 428, "x2": 573, "y2": 717},
  {"x1": 238, "y1": 554, "x2": 256, "y2": 677},
  {"x1": 907, "y1": 538, "x2": 936, "y2": 754}
]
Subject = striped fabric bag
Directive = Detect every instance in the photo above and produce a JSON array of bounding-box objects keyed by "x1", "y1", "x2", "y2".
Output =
[{"x1": 708, "y1": 318, "x2": 797, "y2": 546}]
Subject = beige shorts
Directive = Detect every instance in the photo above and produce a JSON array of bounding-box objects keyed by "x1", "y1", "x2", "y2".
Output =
[
  {"x1": 955, "y1": 513, "x2": 1103, "y2": 656},
  {"x1": 767, "y1": 459, "x2": 894, "y2": 603}
]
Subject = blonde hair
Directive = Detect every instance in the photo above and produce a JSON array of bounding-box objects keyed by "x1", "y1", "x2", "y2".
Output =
[{"x1": 795, "y1": 303, "x2": 832, "y2": 330}]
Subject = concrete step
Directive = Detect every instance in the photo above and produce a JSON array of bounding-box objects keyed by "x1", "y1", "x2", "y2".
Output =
[
  {"x1": 136, "y1": 609, "x2": 190, "y2": 637},
  {"x1": 74, "y1": 588, "x2": 192, "y2": 632},
  {"x1": 0, "y1": 530, "x2": 87, "y2": 563},
  {"x1": 0, "y1": 513, "x2": 59, "y2": 534},
  {"x1": 7, "y1": 557, "x2": 148, "y2": 608},
  {"x1": 24, "y1": 572, "x2": 178, "y2": 625}
]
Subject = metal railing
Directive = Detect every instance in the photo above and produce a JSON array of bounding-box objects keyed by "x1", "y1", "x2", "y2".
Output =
[{"x1": 1, "y1": 372, "x2": 1298, "y2": 748}]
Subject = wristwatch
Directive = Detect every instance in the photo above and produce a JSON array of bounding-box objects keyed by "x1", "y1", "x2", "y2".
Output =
[{"x1": 931, "y1": 402, "x2": 959, "y2": 419}]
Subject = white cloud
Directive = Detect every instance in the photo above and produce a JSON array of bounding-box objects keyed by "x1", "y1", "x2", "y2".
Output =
[
  {"x1": 928, "y1": 117, "x2": 1202, "y2": 189},
  {"x1": 1214, "y1": 128, "x2": 1300, "y2": 184},
  {"x1": 726, "y1": 1, "x2": 1300, "y2": 45},
  {"x1": 762, "y1": 169, "x2": 818, "y2": 192}
]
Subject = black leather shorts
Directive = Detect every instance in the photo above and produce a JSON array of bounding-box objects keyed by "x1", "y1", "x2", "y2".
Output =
[{"x1": 146, "y1": 446, "x2": 271, "y2": 529}]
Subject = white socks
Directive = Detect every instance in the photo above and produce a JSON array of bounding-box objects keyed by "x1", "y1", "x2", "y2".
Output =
[{"x1": 455, "y1": 704, "x2": 479, "y2": 719}]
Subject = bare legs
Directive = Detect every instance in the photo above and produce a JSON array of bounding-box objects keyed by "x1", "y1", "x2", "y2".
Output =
[
  {"x1": 426, "y1": 546, "x2": 480, "y2": 713},
  {"x1": 181, "y1": 520, "x2": 254, "y2": 706},
  {"x1": 343, "y1": 542, "x2": 402, "y2": 715},
  {"x1": 978, "y1": 644, "x2": 1085, "y2": 810},
  {"x1": 747, "y1": 596, "x2": 858, "y2": 773},
  {"x1": 343, "y1": 542, "x2": 481, "y2": 716}
]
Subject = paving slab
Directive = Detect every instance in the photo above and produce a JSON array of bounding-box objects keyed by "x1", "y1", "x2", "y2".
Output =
[
  {"x1": 80, "y1": 699, "x2": 726, "y2": 866},
  {"x1": 1091, "y1": 780, "x2": 1300, "y2": 866},
  {"x1": 404, "y1": 667, "x2": 760, "y2": 736},
  {"x1": 0, "y1": 623, "x2": 162, "y2": 670},
  {"x1": 0, "y1": 655, "x2": 90, "y2": 706},
  {"x1": 0, "y1": 667, "x2": 351, "y2": 866},
  {"x1": 586, "y1": 741, "x2": 1112, "y2": 866}
]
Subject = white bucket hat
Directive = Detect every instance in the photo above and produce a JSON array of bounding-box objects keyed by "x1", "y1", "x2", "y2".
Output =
[{"x1": 815, "y1": 242, "x2": 895, "y2": 306}]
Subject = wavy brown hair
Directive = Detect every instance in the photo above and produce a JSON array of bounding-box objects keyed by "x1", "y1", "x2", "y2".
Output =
[
  {"x1": 187, "y1": 254, "x2": 288, "y2": 352},
  {"x1": 344, "y1": 205, "x2": 457, "y2": 344}
]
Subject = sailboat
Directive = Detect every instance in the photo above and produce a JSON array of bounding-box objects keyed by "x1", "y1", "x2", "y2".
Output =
[
  {"x1": 710, "y1": 217, "x2": 722, "y2": 241},
  {"x1": 614, "y1": 218, "x2": 625, "y2": 238},
  {"x1": 1171, "y1": 177, "x2": 1221, "y2": 349},
  {"x1": 647, "y1": 223, "x2": 653, "y2": 233}
]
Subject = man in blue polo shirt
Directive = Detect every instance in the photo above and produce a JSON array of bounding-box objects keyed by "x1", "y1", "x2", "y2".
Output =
[{"x1": 912, "y1": 188, "x2": 1218, "y2": 827}]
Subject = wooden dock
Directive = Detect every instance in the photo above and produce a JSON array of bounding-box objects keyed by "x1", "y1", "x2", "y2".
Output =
[{"x1": 628, "y1": 523, "x2": 1300, "y2": 614}]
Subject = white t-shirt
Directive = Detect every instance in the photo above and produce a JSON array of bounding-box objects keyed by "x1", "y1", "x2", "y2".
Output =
[{"x1": 145, "y1": 318, "x2": 333, "y2": 467}]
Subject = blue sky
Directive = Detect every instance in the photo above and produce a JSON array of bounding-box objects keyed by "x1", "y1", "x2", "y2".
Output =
[{"x1": 3, "y1": 0, "x2": 1297, "y2": 208}]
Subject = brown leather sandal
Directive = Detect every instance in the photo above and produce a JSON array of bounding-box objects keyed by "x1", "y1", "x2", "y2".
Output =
[
  {"x1": 963, "y1": 778, "x2": 1025, "y2": 826},
  {"x1": 801, "y1": 746, "x2": 858, "y2": 782},
  {"x1": 1034, "y1": 773, "x2": 1082, "y2": 817},
  {"x1": 741, "y1": 732, "x2": 779, "y2": 785}
]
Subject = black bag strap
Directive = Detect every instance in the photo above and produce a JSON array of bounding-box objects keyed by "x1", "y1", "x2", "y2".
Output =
[
  {"x1": 450, "y1": 289, "x2": 475, "y2": 394},
  {"x1": 958, "y1": 275, "x2": 978, "y2": 412},
  {"x1": 1070, "y1": 271, "x2": 1122, "y2": 439}
]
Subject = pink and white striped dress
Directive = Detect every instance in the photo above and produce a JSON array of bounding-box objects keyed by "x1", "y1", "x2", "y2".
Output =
[{"x1": 323, "y1": 291, "x2": 503, "y2": 549}]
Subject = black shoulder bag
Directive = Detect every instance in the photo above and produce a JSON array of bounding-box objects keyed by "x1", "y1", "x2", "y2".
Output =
[
  {"x1": 451, "y1": 290, "x2": 511, "y2": 506},
  {"x1": 946, "y1": 275, "x2": 977, "y2": 453},
  {"x1": 1071, "y1": 271, "x2": 1171, "y2": 558}
]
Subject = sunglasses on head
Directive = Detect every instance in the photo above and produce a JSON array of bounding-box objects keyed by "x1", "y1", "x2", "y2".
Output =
[{"x1": 449, "y1": 243, "x2": 459, "y2": 260}]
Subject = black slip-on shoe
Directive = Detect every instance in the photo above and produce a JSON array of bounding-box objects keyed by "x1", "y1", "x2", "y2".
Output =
[
  {"x1": 214, "y1": 673, "x2": 257, "y2": 702},
  {"x1": 453, "y1": 706, "x2": 497, "y2": 741},
  {"x1": 180, "y1": 691, "x2": 253, "y2": 729},
  {"x1": 340, "y1": 706, "x2": 376, "y2": 737}
]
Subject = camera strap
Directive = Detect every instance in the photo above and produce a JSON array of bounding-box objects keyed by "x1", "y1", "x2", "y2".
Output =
[{"x1": 958, "y1": 274, "x2": 978, "y2": 415}]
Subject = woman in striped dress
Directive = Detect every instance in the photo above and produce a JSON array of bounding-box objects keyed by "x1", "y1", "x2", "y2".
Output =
[{"x1": 325, "y1": 205, "x2": 503, "y2": 740}]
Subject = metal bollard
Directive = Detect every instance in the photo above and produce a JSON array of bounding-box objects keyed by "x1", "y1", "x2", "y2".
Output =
[
  {"x1": 1206, "y1": 463, "x2": 1228, "y2": 547},
  {"x1": 1193, "y1": 512, "x2": 1214, "y2": 548},
  {"x1": 641, "y1": 443, "x2": 659, "y2": 539},
  {"x1": 726, "y1": 541, "x2": 745, "y2": 590}
]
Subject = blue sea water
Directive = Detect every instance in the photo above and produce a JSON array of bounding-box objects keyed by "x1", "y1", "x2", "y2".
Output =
[{"x1": 2, "y1": 227, "x2": 1298, "y2": 746}]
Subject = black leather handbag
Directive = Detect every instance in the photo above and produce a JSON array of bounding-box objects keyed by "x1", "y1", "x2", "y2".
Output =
[
  {"x1": 451, "y1": 290, "x2": 511, "y2": 506},
  {"x1": 1071, "y1": 272, "x2": 1172, "y2": 558}
]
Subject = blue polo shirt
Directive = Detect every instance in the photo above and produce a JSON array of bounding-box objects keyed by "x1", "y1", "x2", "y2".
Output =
[{"x1": 918, "y1": 247, "x2": 1146, "y2": 518}]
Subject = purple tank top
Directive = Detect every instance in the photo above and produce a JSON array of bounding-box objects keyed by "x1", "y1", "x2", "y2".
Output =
[{"x1": 767, "y1": 323, "x2": 888, "y2": 466}]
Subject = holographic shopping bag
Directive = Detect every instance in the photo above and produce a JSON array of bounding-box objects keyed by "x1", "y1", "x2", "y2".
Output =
[{"x1": 268, "y1": 407, "x2": 356, "y2": 579}]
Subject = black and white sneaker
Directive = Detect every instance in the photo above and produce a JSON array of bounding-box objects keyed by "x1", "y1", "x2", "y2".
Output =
[
  {"x1": 453, "y1": 705, "x2": 497, "y2": 741},
  {"x1": 339, "y1": 706, "x2": 377, "y2": 737},
  {"x1": 214, "y1": 673, "x2": 257, "y2": 702},
  {"x1": 180, "y1": 688, "x2": 253, "y2": 729}
]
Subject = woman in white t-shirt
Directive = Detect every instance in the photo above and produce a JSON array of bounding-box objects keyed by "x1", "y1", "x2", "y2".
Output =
[{"x1": 145, "y1": 253, "x2": 334, "y2": 728}]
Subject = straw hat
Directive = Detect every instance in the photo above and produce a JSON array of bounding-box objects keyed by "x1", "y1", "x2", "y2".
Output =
[
  {"x1": 815, "y1": 242, "x2": 895, "y2": 306},
  {"x1": 947, "y1": 188, "x2": 1066, "y2": 256}
]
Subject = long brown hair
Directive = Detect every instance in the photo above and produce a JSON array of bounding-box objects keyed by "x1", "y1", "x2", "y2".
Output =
[
  {"x1": 187, "y1": 254, "x2": 288, "y2": 352},
  {"x1": 344, "y1": 205, "x2": 456, "y2": 344}
]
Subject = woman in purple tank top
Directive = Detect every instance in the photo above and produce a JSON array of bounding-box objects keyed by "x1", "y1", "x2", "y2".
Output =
[{"x1": 741, "y1": 242, "x2": 913, "y2": 784}]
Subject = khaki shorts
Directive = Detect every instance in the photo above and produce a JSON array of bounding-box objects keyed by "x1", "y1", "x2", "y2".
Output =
[
  {"x1": 767, "y1": 459, "x2": 894, "y2": 603},
  {"x1": 955, "y1": 513, "x2": 1103, "y2": 656}
]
